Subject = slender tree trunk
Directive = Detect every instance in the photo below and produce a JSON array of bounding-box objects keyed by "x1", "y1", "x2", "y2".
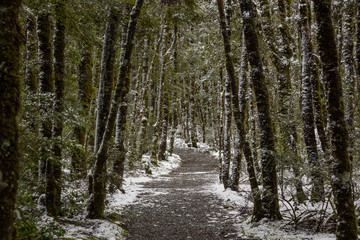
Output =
[
  {"x1": 313, "y1": 1, "x2": 358, "y2": 239},
  {"x1": 356, "y1": 1, "x2": 360, "y2": 79},
  {"x1": 249, "y1": 91, "x2": 260, "y2": 174},
  {"x1": 169, "y1": 25, "x2": 178, "y2": 155},
  {"x1": 222, "y1": 73, "x2": 232, "y2": 189},
  {"x1": 37, "y1": 12, "x2": 54, "y2": 192},
  {"x1": 310, "y1": 51, "x2": 329, "y2": 155},
  {"x1": 240, "y1": 0, "x2": 281, "y2": 220},
  {"x1": 24, "y1": 13, "x2": 39, "y2": 177},
  {"x1": 158, "y1": 91, "x2": 169, "y2": 161},
  {"x1": 73, "y1": 43, "x2": 94, "y2": 177},
  {"x1": 231, "y1": 32, "x2": 247, "y2": 191},
  {"x1": 46, "y1": 1, "x2": 66, "y2": 218},
  {"x1": 217, "y1": 69, "x2": 225, "y2": 182},
  {"x1": 159, "y1": 28, "x2": 177, "y2": 161},
  {"x1": 0, "y1": 1, "x2": 22, "y2": 238},
  {"x1": 342, "y1": 0, "x2": 356, "y2": 162},
  {"x1": 259, "y1": 0, "x2": 306, "y2": 202},
  {"x1": 217, "y1": 0, "x2": 264, "y2": 221},
  {"x1": 189, "y1": 76, "x2": 198, "y2": 148},
  {"x1": 25, "y1": 14, "x2": 38, "y2": 94},
  {"x1": 94, "y1": 7, "x2": 119, "y2": 153},
  {"x1": 299, "y1": 0, "x2": 324, "y2": 202},
  {"x1": 151, "y1": 25, "x2": 169, "y2": 163},
  {"x1": 137, "y1": 39, "x2": 150, "y2": 160},
  {"x1": 87, "y1": 0, "x2": 144, "y2": 219},
  {"x1": 113, "y1": 16, "x2": 131, "y2": 191}
]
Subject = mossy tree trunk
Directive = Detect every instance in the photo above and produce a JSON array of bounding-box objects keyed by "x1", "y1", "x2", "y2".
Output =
[
  {"x1": 94, "y1": 7, "x2": 119, "y2": 153},
  {"x1": 46, "y1": 0, "x2": 66, "y2": 218},
  {"x1": 313, "y1": 0, "x2": 358, "y2": 239},
  {"x1": 240, "y1": 0, "x2": 281, "y2": 220},
  {"x1": 137, "y1": 38, "x2": 151, "y2": 161},
  {"x1": 220, "y1": 0, "x2": 233, "y2": 190},
  {"x1": 217, "y1": 0, "x2": 264, "y2": 221},
  {"x1": 72, "y1": 42, "x2": 94, "y2": 177},
  {"x1": 159, "y1": 28, "x2": 175, "y2": 161},
  {"x1": 342, "y1": 0, "x2": 355, "y2": 162},
  {"x1": 151, "y1": 25, "x2": 169, "y2": 164},
  {"x1": 189, "y1": 76, "x2": 198, "y2": 148},
  {"x1": 259, "y1": 0, "x2": 306, "y2": 202},
  {"x1": 230, "y1": 32, "x2": 247, "y2": 192},
  {"x1": 37, "y1": 11, "x2": 54, "y2": 192},
  {"x1": 25, "y1": 13, "x2": 38, "y2": 94},
  {"x1": 299, "y1": 0, "x2": 324, "y2": 202},
  {"x1": 24, "y1": 13, "x2": 39, "y2": 177},
  {"x1": 169, "y1": 25, "x2": 178, "y2": 155},
  {"x1": 87, "y1": 0, "x2": 144, "y2": 219},
  {"x1": 356, "y1": 1, "x2": 360, "y2": 78},
  {"x1": 0, "y1": 0, "x2": 22, "y2": 239},
  {"x1": 113, "y1": 14, "x2": 131, "y2": 192}
]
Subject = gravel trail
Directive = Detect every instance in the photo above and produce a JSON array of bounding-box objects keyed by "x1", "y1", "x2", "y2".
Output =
[{"x1": 122, "y1": 149, "x2": 245, "y2": 240}]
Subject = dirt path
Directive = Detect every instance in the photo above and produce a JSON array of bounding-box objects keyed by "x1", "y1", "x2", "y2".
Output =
[{"x1": 122, "y1": 149, "x2": 245, "y2": 240}]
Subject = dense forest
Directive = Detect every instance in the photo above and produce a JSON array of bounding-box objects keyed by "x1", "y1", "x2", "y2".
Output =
[{"x1": 1, "y1": 0, "x2": 360, "y2": 239}]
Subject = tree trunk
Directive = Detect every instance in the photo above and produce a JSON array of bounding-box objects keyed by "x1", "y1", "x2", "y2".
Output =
[
  {"x1": 313, "y1": 1, "x2": 358, "y2": 239},
  {"x1": 46, "y1": 1, "x2": 66, "y2": 218},
  {"x1": 94, "y1": 7, "x2": 119, "y2": 153},
  {"x1": 25, "y1": 13, "x2": 38, "y2": 94},
  {"x1": 37, "y1": 12, "x2": 54, "y2": 192},
  {"x1": 73, "y1": 42, "x2": 94, "y2": 177},
  {"x1": 356, "y1": 1, "x2": 360, "y2": 79},
  {"x1": 240, "y1": 0, "x2": 281, "y2": 220},
  {"x1": 217, "y1": 0, "x2": 264, "y2": 221},
  {"x1": 222, "y1": 72, "x2": 232, "y2": 189},
  {"x1": 342, "y1": 0, "x2": 355, "y2": 162},
  {"x1": 137, "y1": 38, "x2": 150, "y2": 160},
  {"x1": 151, "y1": 25, "x2": 169, "y2": 164},
  {"x1": 299, "y1": 0, "x2": 324, "y2": 202},
  {"x1": 230, "y1": 32, "x2": 247, "y2": 191},
  {"x1": 113, "y1": 15, "x2": 131, "y2": 192},
  {"x1": 169, "y1": 25, "x2": 178, "y2": 155},
  {"x1": 0, "y1": 1, "x2": 22, "y2": 238},
  {"x1": 159, "y1": 28, "x2": 176, "y2": 161},
  {"x1": 189, "y1": 76, "x2": 198, "y2": 148},
  {"x1": 87, "y1": 0, "x2": 144, "y2": 219}
]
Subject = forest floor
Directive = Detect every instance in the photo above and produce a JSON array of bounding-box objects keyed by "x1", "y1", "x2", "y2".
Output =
[
  {"x1": 121, "y1": 148, "x2": 246, "y2": 240},
  {"x1": 59, "y1": 143, "x2": 338, "y2": 240},
  {"x1": 116, "y1": 146, "x2": 337, "y2": 240}
]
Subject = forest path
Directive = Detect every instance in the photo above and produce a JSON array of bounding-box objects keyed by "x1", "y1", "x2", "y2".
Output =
[{"x1": 121, "y1": 148, "x2": 246, "y2": 240}]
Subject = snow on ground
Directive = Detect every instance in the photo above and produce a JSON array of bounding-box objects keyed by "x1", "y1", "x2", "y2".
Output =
[
  {"x1": 209, "y1": 179, "x2": 336, "y2": 240},
  {"x1": 192, "y1": 140, "x2": 337, "y2": 240},
  {"x1": 108, "y1": 153, "x2": 182, "y2": 209},
  {"x1": 41, "y1": 152, "x2": 182, "y2": 240}
]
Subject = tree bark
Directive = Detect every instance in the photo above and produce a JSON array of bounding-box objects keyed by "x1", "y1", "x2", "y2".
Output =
[
  {"x1": 240, "y1": 0, "x2": 281, "y2": 220},
  {"x1": 25, "y1": 13, "x2": 38, "y2": 94},
  {"x1": 113, "y1": 15, "x2": 131, "y2": 192},
  {"x1": 151, "y1": 25, "x2": 169, "y2": 163},
  {"x1": 230, "y1": 32, "x2": 247, "y2": 192},
  {"x1": 217, "y1": 0, "x2": 264, "y2": 221},
  {"x1": 342, "y1": 0, "x2": 355, "y2": 162},
  {"x1": 87, "y1": 0, "x2": 144, "y2": 219},
  {"x1": 0, "y1": 0, "x2": 22, "y2": 238},
  {"x1": 37, "y1": 12, "x2": 54, "y2": 192},
  {"x1": 299, "y1": 0, "x2": 324, "y2": 202},
  {"x1": 94, "y1": 7, "x2": 119, "y2": 153},
  {"x1": 46, "y1": 0, "x2": 66, "y2": 217},
  {"x1": 73, "y1": 42, "x2": 94, "y2": 177},
  {"x1": 313, "y1": 0, "x2": 358, "y2": 239}
]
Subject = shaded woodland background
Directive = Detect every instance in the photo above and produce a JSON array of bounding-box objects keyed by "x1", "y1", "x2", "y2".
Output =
[{"x1": 1, "y1": 0, "x2": 360, "y2": 239}]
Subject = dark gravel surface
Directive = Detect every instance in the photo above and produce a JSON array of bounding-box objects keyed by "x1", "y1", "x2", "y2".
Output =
[{"x1": 122, "y1": 148, "x2": 247, "y2": 240}]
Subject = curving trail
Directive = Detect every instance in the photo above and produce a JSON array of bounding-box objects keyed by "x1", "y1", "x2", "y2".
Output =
[{"x1": 122, "y1": 149, "x2": 247, "y2": 240}]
